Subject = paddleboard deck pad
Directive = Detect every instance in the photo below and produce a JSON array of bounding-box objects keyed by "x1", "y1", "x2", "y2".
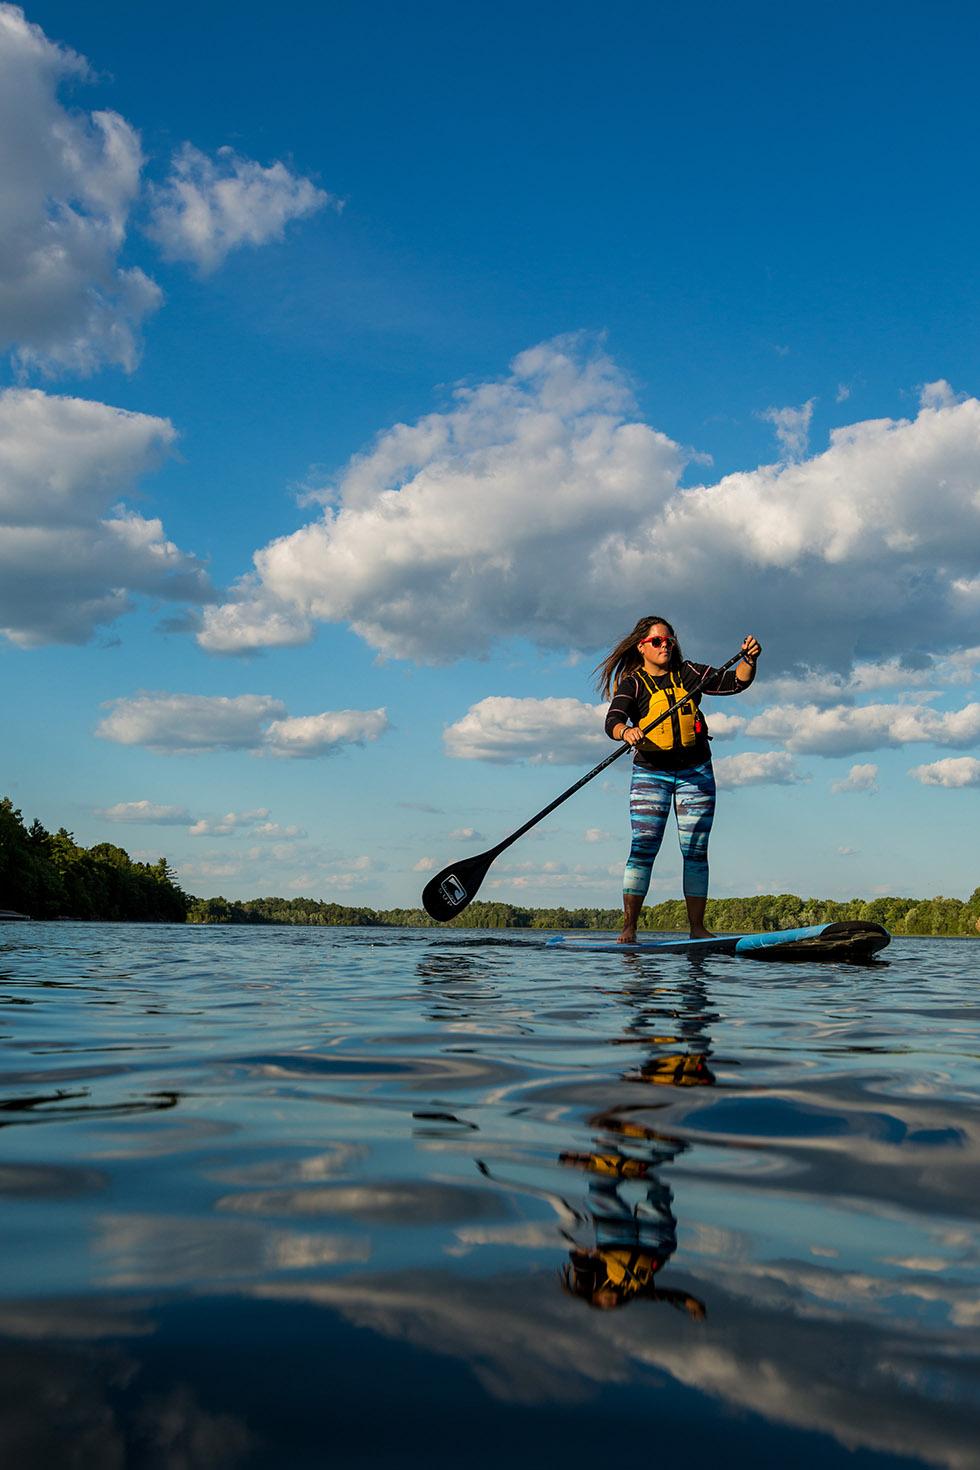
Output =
[{"x1": 546, "y1": 921, "x2": 889, "y2": 961}]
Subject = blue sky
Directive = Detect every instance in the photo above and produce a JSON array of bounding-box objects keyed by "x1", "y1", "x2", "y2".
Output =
[{"x1": 2, "y1": 0, "x2": 978, "y2": 908}]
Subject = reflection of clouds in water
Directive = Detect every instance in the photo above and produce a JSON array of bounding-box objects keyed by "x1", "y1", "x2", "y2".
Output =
[
  {"x1": 681, "y1": 1223, "x2": 747, "y2": 1260},
  {"x1": 246, "y1": 1268, "x2": 980, "y2": 1469},
  {"x1": 230, "y1": 1049, "x2": 506, "y2": 1091},
  {"x1": 0, "y1": 1341, "x2": 251, "y2": 1470},
  {"x1": 940, "y1": 1227, "x2": 976, "y2": 1250},
  {"x1": 0, "y1": 1296, "x2": 153, "y2": 1341},
  {"x1": 661, "y1": 1084, "x2": 980, "y2": 1219},
  {"x1": 646, "y1": 1293, "x2": 978, "y2": 1470},
  {"x1": 250, "y1": 1274, "x2": 627, "y2": 1406},
  {"x1": 217, "y1": 1180, "x2": 514, "y2": 1225},
  {"x1": 90, "y1": 1114, "x2": 235, "y2": 1160},
  {"x1": 0, "y1": 1340, "x2": 132, "y2": 1469},
  {"x1": 94, "y1": 1213, "x2": 369, "y2": 1287},
  {"x1": 132, "y1": 1385, "x2": 250, "y2": 1469},
  {"x1": 700, "y1": 1254, "x2": 980, "y2": 1330},
  {"x1": 0, "y1": 1162, "x2": 107, "y2": 1198},
  {"x1": 886, "y1": 1255, "x2": 956, "y2": 1272},
  {"x1": 206, "y1": 1143, "x2": 366, "y2": 1187},
  {"x1": 448, "y1": 1223, "x2": 562, "y2": 1252}
]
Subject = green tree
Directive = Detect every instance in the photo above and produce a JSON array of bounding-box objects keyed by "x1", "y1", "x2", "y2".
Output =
[{"x1": 0, "y1": 797, "x2": 189, "y2": 921}]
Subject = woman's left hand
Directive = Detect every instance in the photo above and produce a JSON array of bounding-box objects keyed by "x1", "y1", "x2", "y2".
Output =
[{"x1": 741, "y1": 635, "x2": 761, "y2": 661}]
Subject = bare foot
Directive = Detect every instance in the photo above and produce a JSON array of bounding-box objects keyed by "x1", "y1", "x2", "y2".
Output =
[
  {"x1": 689, "y1": 926, "x2": 715, "y2": 939},
  {"x1": 617, "y1": 929, "x2": 637, "y2": 944}
]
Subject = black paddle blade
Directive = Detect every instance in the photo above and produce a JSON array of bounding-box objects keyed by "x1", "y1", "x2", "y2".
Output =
[{"x1": 421, "y1": 850, "x2": 497, "y2": 921}]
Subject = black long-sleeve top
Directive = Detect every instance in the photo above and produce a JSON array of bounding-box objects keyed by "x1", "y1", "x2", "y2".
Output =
[{"x1": 605, "y1": 660, "x2": 751, "y2": 771}]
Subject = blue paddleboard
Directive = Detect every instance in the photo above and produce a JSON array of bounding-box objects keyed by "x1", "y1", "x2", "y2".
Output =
[{"x1": 545, "y1": 921, "x2": 889, "y2": 960}]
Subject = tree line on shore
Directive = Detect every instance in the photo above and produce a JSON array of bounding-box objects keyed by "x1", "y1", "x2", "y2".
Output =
[
  {"x1": 0, "y1": 798, "x2": 188, "y2": 922},
  {"x1": 186, "y1": 891, "x2": 980, "y2": 935},
  {"x1": 2, "y1": 797, "x2": 977, "y2": 935}
]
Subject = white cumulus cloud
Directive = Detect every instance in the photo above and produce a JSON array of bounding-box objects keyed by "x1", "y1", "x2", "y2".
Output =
[
  {"x1": 179, "y1": 809, "x2": 308, "y2": 839},
  {"x1": 0, "y1": 388, "x2": 209, "y2": 646},
  {"x1": 252, "y1": 821, "x2": 307, "y2": 840},
  {"x1": 0, "y1": 3, "x2": 160, "y2": 374},
  {"x1": 98, "y1": 693, "x2": 283, "y2": 752},
  {"x1": 145, "y1": 144, "x2": 333, "y2": 274},
  {"x1": 188, "y1": 808, "x2": 270, "y2": 837},
  {"x1": 178, "y1": 858, "x2": 244, "y2": 881},
  {"x1": 759, "y1": 398, "x2": 815, "y2": 461},
  {"x1": 919, "y1": 379, "x2": 966, "y2": 411},
  {"x1": 95, "y1": 692, "x2": 389, "y2": 758},
  {"x1": 909, "y1": 756, "x2": 980, "y2": 788},
  {"x1": 703, "y1": 710, "x2": 745, "y2": 739},
  {"x1": 193, "y1": 337, "x2": 980, "y2": 680},
  {"x1": 747, "y1": 700, "x2": 980, "y2": 756},
  {"x1": 97, "y1": 800, "x2": 306, "y2": 839},
  {"x1": 743, "y1": 659, "x2": 942, "y2": 707},
  {"x1": 263, "y1": 709, "x2": 389, "y2": 759},
  {"x1": 444, "y1": 696, "x2": 609, "y2": 765},
  {"x1": 940, "y1": 645, "x2": 980, "y2": 683},
  {"x1": 712, "y1": 751, "x2": 805, "y2": 787},
  {"x1": 0, "y1": 8, "x2": 335, "y2": 375},
  {"x1": 486, "y1": 858, "x2": 626, "y2": 893},
  {"x1": 198, "y1": 337, "x2": 683, "y2": 661},
  {"x1": 98, "y1": 800, "x2": 192, "y2": 824},
  {"x1": 831, "y1": 763, "x2": 879, "y2": 794}
]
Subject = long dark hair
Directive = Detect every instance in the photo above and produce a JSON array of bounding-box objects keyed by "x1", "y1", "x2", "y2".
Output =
[{"x1": 593, "y1": 615, "x2": 683, "y2": 699}]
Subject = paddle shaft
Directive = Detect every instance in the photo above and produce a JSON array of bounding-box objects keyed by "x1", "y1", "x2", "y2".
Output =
[{"x1": 483, "y1": 648, "x2": 746, "y2": 861}]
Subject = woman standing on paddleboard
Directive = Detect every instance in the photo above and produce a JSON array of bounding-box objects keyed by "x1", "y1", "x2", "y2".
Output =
[{"x1": 595, "y1": 618, "x2": 761, "y2": 944}]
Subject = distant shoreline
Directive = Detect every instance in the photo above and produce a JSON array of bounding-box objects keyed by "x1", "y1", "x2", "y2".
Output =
[
  {"x1": 5, "y1": 917, "x2": 979, "y2": 940},
  {"x1": 3, "y1": 799, "x2": 978, "y2": 936},
  {"x1": 185, "y1": 893, "x2": 980, "y2": 937}
]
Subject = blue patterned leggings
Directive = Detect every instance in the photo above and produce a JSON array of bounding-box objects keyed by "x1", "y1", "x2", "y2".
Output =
[{"x1": 623, "y1": 761, "x2": 716, "y2": 900}]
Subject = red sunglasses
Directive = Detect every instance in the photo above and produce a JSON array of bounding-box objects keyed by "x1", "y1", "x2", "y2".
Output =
[{"x1": 639, "y1": 634, "x2": 675, "y2": 648}]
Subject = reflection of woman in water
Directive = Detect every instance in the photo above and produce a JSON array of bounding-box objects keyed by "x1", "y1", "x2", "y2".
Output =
[
  {"x1": 560, "y1": 968, "x2": 717, "y2": 1313},
  {"x1": 616, "y1": 962, "x2": 718, "y2": 1089},
  {"x1": 470, "y1": 965, "x2": 715, "y2": 1316},
  {"x1": 559, "y1": 1116, "x2": 705, "y2": 1316}
]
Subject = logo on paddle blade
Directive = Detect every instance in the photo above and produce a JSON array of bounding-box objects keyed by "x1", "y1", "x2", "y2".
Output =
[{"x1": 439, "y1": 873, "x2": 467, "y2": 907}]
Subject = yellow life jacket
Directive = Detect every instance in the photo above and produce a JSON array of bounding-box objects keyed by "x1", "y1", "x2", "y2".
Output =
[
  {"x1": 638, "y1": 1052, "x2": 714, "y2": 1087},
  {"x1": 599, "y1": 1248, "x2": 661, "y2": 1293},
  {"x1": 587, "y1": 1152, "x2": 648, "y2": 1179},
  {"x1": 635, "y1": 670, "x2": 701, "y2": 752},
  {"x1": 559, "y1": 1150, "x2": 647, "y2": 1178}
]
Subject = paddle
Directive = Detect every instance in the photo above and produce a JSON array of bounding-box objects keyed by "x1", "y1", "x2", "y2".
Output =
[{"x1": 421, "y1": 648, "x2": 746, "y2": 921}]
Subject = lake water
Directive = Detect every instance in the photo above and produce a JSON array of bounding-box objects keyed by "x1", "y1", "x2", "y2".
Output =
[{"x1": 0, "y1": 922, "x2": 977, "y2": 1469}]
